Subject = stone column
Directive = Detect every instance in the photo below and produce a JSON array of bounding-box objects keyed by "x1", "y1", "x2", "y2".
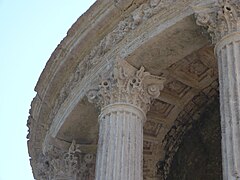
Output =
[
  {"x1": 215, "y1": 33, "x2": 240, "y2": 180},
  {"x1": 96, "y1": 102, "x2": 144, "y2": 180},
  {"x1": 87, "y1": 61, "x2": 165, "y2": 180},
  {"x1": 195, "y1": 1, "x2": 240, "y2": 179}
]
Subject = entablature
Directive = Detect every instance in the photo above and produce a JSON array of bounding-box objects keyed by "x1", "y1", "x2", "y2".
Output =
[{"x1": 28, "y1": 0, "x2": 220, "y2": 179}]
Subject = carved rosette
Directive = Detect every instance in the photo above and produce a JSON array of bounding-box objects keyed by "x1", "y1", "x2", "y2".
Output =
[
  {"x1": 194, "y1": 0, "x2": 240, "y2": 43},
  {"x1": 87, "y1": 60, "x2": 165, "y2": 115}
]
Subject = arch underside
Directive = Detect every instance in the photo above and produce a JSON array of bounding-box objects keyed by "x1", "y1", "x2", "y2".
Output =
[
  {"x1": 56, "y1": 39, "x2": 219, "y2": 180},
  {"x1": 54, "y1": 46, "x2": 219, "y2": 180},
  {"x1": 56, "y1": 45, "x2": 219, "y2": 180},
  {"x1": 27, "y1": 0, "x2": 222, "y2": 179},
  {"x1": 166, "y1": 98, "x2": 222, "y2": 180},
  {"x1": 143, "y1": 45, "x2": 219, "y2": 179}
]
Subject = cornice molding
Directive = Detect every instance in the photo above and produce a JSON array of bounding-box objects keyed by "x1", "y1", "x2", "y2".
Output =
[
  {"x1": 28, "y1": 0, "x2": 199, "y2": 178},
  {"x1": 48, "y1": 0, "x2": 190, "y2": 127}
]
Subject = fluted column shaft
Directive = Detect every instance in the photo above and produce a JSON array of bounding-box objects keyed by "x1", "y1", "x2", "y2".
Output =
[
  {"x1": 87, "y1": 60, "x2": 165, "y2": 180},
  {"x1": 215, "y1": 32, "x2": 240, "y2": 180},
  {"x1": 194, "y1": 1, "x2": 240, "y2": 179},
  {"x1": 95, "y1": 103, "x2": 144, "y2": 180}
]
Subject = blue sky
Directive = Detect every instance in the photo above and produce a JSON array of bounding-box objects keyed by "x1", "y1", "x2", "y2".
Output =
[{"x1": 0, "y1": 1, "x2": 95, "y2": 179}]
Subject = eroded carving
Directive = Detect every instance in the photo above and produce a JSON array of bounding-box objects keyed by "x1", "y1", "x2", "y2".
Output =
[
  {"x1": 87, "y1": 60, "x2": 165, "y2": 113},
  {"x1": 194, "y1": 0, "x2": 240, "y2": 43},
  {"x1": 36, "y1": 140, "x2": 95, "y2": 180},
  {"x1": 48, "y1": 0, "x2": 184, "y2": 123},
  {"x1": 28, "y1": 1, "x2": 221, "y2": 180}
]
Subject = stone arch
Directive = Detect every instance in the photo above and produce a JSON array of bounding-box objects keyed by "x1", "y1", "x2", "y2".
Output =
[{"x1": 27, "y1": 0, "x2": 230, "y2": 179}]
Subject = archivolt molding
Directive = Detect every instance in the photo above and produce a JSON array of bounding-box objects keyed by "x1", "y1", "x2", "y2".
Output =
[
  {"x1": 35, "y1": 0, "x2": 195, "y2": 144},
  {"x1": 28, "y1": 0, "x2": 211, "y2": 179},
  {"x1": 47, "y1": 0, "x2": 195, "y2": 127},
  {"x1": 48, "y1": 0, "x2": 185, "y2": 124}
]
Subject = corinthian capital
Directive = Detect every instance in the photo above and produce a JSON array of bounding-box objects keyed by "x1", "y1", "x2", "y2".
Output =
[
  {"x1": 194, "y1": 0, "x2": 240, "y2": 43},
  {"x1": 37, "y1": 140, "x2": 96, "y2": 180},
  {"x1": 87, "y1": 60, "x2": 165, "y2": 113}
]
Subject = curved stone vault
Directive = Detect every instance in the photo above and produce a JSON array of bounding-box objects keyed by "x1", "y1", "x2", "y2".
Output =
[
  {"x1": 27, "y1": 0, "x2": 240, "y2": 179},
  {"x1": 166, "y1": 98, "x2": 222, "y2": 180}
]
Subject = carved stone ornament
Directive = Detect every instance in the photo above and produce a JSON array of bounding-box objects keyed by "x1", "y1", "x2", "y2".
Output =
[
  {"x1": 87, "y1": 60, "x2": 165, "y2": 114},
  {"x1": 37, "y1": 140, "x2": 95, "y2": 180},
  {"x1": 194, "y1": 0, "x2": 240, "y2": 43},
  {"x1": 47, "y1": 0, "x2": 182, "y2": 127}
]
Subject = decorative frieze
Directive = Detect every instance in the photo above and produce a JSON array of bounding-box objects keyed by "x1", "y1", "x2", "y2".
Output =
[
  {"x1": 28, "y1": 1, "x2": 227, "y2": 180},
  {"x1": 48, "y1": 0, "x2": 188, "y2": 126}
]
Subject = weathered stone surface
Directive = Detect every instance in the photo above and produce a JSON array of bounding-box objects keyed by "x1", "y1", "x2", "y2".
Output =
[
  {"x1": 87, "y1": 60, "x2": 165, "y2": 180},
  {"x1": 195, "y1": 1, "x2": 240, "y2": 178},
  {"x1": 195, "y1": 0, "x2": 240, "y2": 43},
  {"x1": 36, "y1": 140, "x2": 96, "y2": 180},
  {"x1": 215, "y1": 33, "x2": 240, "y2": 179},
  {"x1": 27, "y1": 0, "x2": 239, "y2": 179},
  {"x1": 155, "y1": 80, "x2": 219, "y2": 179},
  {"x1": 167, "y1": 99, "x2": 222, "y2": 180}
]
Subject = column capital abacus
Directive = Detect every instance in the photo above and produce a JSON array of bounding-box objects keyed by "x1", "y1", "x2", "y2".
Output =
[
  {"x1": 194, "y1": 0, "x2": 240, "y2": 43},
  {"x1": 87, "y1": 60, "x2": 165, "y2": 115}
]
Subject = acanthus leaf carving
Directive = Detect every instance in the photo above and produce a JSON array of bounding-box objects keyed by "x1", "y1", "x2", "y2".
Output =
[
  {"x1": 194, "y1": 0, "x2": 240, "y2": 43},
  {"x1": 49, "y1": 0, "x2": 186, "y2": 128},
  {"x1": 87, "y1": 60, "x2": 165, "y2": 113},
  {"x1": 37, "y1": 140, "x2": 96, "y2": 180}
]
